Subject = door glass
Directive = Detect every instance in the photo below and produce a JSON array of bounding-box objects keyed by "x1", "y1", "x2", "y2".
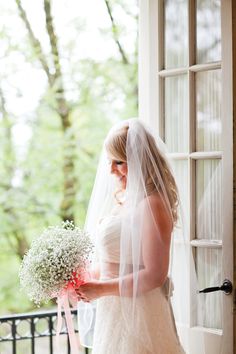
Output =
[
  {"x1": 171, "y1": 159, "x2": 189, "y2": 237},
  {"x1": 196, "y1": 0, "x2": 221, "y2": 64},
  {"x1": 196, "y1": 70, "x2": 221, "y2": 152},
  {"x1": 196, "y1": 247, "x2": 223, "y2": 329},
  {"x1": 164, "y1": 0, "x2": 188, "y2": 69},
  {"x1": 196, "y1": 159, "x2": 222, "y2": 240},
  {"x1": 164, "y1": 75, "x2": 188, "y2": 152}
]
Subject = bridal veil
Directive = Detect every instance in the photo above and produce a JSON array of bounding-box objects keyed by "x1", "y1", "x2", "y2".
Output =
[{"x1": 78, "y1": 118, "x2": 207, "y2": 354}]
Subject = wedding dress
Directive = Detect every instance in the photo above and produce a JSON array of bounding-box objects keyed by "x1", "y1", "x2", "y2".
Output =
[{"x1": 91, "y1": 204, "x2": 185, "y2": 354}]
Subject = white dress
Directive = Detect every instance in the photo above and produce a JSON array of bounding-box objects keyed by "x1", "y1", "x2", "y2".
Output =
[{"x1": 91, "y1": 207, "x2": 185, "y2": 354}]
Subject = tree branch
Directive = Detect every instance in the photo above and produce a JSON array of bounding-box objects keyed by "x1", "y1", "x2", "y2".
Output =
[
  {"x1": 43, "y1": 0, "x2": 70, "y2": 126},
  {"x1": 0, "y1": 87, "x2": 15, "y2": 178},
  {"x1": 0, "y1": 86, "x2": 8, "y2": 117},
  {"x1": 43, "y1": 0, "x2": 63, "y2": 86},
  {"x1": 104, "y1": 0, "x2": 129, "y2": 65},
  {"x1": 15, "y1": 0, "x2": 77, "y2": 224},
  {"x1": 15, "y1": 0, "x2": 53, "y2": 84}
]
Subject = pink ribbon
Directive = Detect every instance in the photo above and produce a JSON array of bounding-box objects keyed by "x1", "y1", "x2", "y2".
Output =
[
  {"x1": 56, "y1": 286, "x2": 80, "y2": 354},
  {"x1": 55, "y1": 270, "x2": 91, "y2": 354}
]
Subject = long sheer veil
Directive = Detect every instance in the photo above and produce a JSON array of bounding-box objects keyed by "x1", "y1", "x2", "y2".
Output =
[{"x1": 78, "y1": 118, "x2": 206, "y2": 353}]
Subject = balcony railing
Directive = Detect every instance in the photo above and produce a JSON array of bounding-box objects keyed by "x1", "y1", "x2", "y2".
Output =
[{"x1": 0, "y1": 309, "x2": 89, "y2": 354}]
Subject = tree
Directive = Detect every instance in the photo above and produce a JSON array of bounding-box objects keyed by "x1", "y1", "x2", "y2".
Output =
[{"x1": 0, "y1": 0, "x2": 138, "y2": 313}]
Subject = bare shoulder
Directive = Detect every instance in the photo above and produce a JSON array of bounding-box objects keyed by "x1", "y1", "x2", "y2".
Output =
[{"x1": 140, "y1": 193, "x2": 173, "y2": 234}]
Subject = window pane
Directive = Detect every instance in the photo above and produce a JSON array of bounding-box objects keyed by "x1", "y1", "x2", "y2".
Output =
[
  {"x1": 165, "y1": 75, "x2": 188, "y2": 152},
  {"x1": 196, "y1": 247, "x2": 222, "y2": 329},
  {"x1": 171, "y1": 159, "x2": 188, "y2": 218},
  {"x1": 171, "y1": 159, "x2": 189, "y2": 238},
  {"x1": 196, "y1": 159, "x2": 222, "y2": 240},
  {"x1": 197, "y1": 0, "x2": 221, "y2": 64},
  {"x1": 164, "y1": 0, "x2": 188, "y2": 69},
  {"x1": 196, "y1": 70, "x2": 221, "y2": 152}
]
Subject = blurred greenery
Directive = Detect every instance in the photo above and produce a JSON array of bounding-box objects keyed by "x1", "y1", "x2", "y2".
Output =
[{"x1": 0, "y1": 0, "x2": 138, "y2": 315}]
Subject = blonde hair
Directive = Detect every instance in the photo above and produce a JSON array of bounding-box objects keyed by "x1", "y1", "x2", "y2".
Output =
[{"x1": 105, "y1": 123, "x2": 179, "y2": 224}]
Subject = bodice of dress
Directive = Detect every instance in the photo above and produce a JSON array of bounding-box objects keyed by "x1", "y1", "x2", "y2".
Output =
[
  {"x1": 97, "y1": 213, "x2": 122, "y2": 264},
  {"x1": 96, "y1": 204, "x2": 125, "y2": 264},
  {"x1": 96, "y1": 205, "x2": 135, "y2": 279}
]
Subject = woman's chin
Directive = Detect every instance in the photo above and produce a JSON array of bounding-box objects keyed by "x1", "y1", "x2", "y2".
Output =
[{"x1": 116, "y1": 179, "x2": 126, "y2": 190}]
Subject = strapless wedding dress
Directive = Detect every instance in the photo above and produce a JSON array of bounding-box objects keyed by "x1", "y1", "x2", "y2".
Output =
[{"x1": 91, "y1": 206, "x2": 185, "y2": 354}]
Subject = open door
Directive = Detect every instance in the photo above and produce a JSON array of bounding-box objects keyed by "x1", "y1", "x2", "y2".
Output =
[{"x1": 139, "y1": 1, "x2": 234, "y2": 353}]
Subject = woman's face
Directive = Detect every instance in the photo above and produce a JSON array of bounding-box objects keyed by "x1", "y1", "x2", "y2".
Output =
[{"x1": 109, "y1": 158, "x2": 128, "y2": 190}]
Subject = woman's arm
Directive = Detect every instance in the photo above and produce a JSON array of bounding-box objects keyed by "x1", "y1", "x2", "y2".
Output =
[
  {"x1": 90, "y1": 263, "x2": 100, "y2": 280},
  {"x1": 78, "y1": 195, "x2": 173, "y2": 301}
]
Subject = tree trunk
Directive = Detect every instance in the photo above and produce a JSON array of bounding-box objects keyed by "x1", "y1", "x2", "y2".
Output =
[{"x1": 16, "y1": 0, "x2": 78, "y2": 222}]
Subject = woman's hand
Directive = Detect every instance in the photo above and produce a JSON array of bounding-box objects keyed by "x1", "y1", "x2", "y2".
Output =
[
  {"x1": 76, "y1": 278, "x2": 120, "y2": 302},
  {"x1": 76, "y1": 280, "x2": 104, "y2": 302}
]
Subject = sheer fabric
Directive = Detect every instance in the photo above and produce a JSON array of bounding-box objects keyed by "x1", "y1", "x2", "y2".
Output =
[
  {"x1": 78, "y1": 118, "x2": 206, "y2": 353},
  {"x1": 91, "y1": 205, "x2": 185, "y2": 354}
]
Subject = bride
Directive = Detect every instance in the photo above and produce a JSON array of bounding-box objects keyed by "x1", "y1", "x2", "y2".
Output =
[{"x1": 76, "y1": 118, "x2": 186, "y2": 353}]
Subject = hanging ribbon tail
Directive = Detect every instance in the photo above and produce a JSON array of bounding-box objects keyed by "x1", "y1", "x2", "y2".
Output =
[
  {"x1": 55, "y1": 271, "x2": 92, "y2": 353},
  {"x1": 68, "y1": 286, "x2": 79, "y2": 309},
  {"x1": 64, "y1": 293, "x2": 80, "y2": 354},
  {"x1": 56, "y1": 292, "x2": 80, "y2": 354}
]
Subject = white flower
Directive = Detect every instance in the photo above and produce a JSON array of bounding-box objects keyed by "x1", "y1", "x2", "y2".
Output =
[{"x1": 19, "y1": 221, "x2": 94, "y2": 306}]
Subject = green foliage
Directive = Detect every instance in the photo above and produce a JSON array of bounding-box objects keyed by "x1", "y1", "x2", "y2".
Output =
[{"x1": 0, "y1": 0, "x2": 138, "y2": 314}]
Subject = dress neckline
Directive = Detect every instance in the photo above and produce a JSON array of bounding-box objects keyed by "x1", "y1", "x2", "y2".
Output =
[{"x1": 98, "y1": 204, "x2": 123, "y2": 225}]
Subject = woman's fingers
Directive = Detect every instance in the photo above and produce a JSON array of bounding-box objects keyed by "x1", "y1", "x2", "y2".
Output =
[
  {"x1": 79, "y1": 297, "x2": 90, "y2": 302},
  {"x1": 76, "y1": 290, "x2": 89, "y2": 301},
  {"x1": 75, "y1": 287, "x2": 91, "y2": 302},
  {"x1": 76, "y1": 289, "x2": 83, "y2": 296}
]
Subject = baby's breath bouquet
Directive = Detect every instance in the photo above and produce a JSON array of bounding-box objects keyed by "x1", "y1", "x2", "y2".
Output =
[{"x1": 19, "y1": 220, "x2": 94, "y2": 306}]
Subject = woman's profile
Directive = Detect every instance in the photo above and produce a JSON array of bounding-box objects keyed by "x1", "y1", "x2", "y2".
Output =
[{"x1": 76, "y1": 118, "x2": 187, "y2": 353}]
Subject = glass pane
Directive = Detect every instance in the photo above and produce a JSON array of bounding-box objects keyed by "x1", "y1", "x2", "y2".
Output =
[
  {"x1": 164, "y1": 0, "x2": 188, "y2": 69},
  {"x1": 196, "y1": 160, "x2": 222, "y2": 240},
  {"x1": 196, "y1": 247, "x2": 222, "y2": 329},
  {"x1": 171, "y1": 159, "x2": 189, "y2": 238},
  {"x1": 197, "y1": 0, "x2": 221, "y2": 64},
  {"x1": 196, "y1": 70, "x2": 221, "y2": 151},
  {"x1": 165, "y1": 75, "x2": 188, "y2": 152},
  {"x1": 171, "y1": 159, "x2": 189, "y2": 219}
]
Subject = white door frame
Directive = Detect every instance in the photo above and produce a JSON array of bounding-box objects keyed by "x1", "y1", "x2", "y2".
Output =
[
  {"x1": 138, "y1": 1, "x2": 234, "y2": 353},
  {"x1": 221, "y1": 2, "x2": 234, "y2": 353}
]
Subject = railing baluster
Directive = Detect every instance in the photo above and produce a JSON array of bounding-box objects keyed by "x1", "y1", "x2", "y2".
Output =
[
  {"x1": 12, "y1": 319, "x2": 16, "y2": 354},
  {"x1": 67, "y1": 333, "x2": 70, "y2": 354},
  {"x1": 49, "y1": 316, "x2": 53, "y2": 354},
  {"x1": 31, "y1": 317, "x2": 35, "y2": 354}
]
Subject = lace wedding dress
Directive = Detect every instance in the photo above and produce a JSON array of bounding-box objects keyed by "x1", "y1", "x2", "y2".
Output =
[{"x1": 90, "y1": 204, "x2": 185, "y2": 354}]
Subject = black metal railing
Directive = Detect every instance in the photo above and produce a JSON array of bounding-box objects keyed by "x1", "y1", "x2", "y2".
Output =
[{"x1": 0, "y1": 309, "x2": 89, "y2": 354}]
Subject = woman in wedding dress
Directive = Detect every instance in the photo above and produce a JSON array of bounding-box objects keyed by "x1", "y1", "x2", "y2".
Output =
[{"x1": 76, "y1": 118, "x2": 186, "y2": 354}]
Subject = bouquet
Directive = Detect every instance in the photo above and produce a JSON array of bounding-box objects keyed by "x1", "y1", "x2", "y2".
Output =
[
  {"x1": 19, "y1": 220, "x2": 94, "y2": 354},
  {"x1": 19, "y1": 220, "x2": 93, "y2": 304}
]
